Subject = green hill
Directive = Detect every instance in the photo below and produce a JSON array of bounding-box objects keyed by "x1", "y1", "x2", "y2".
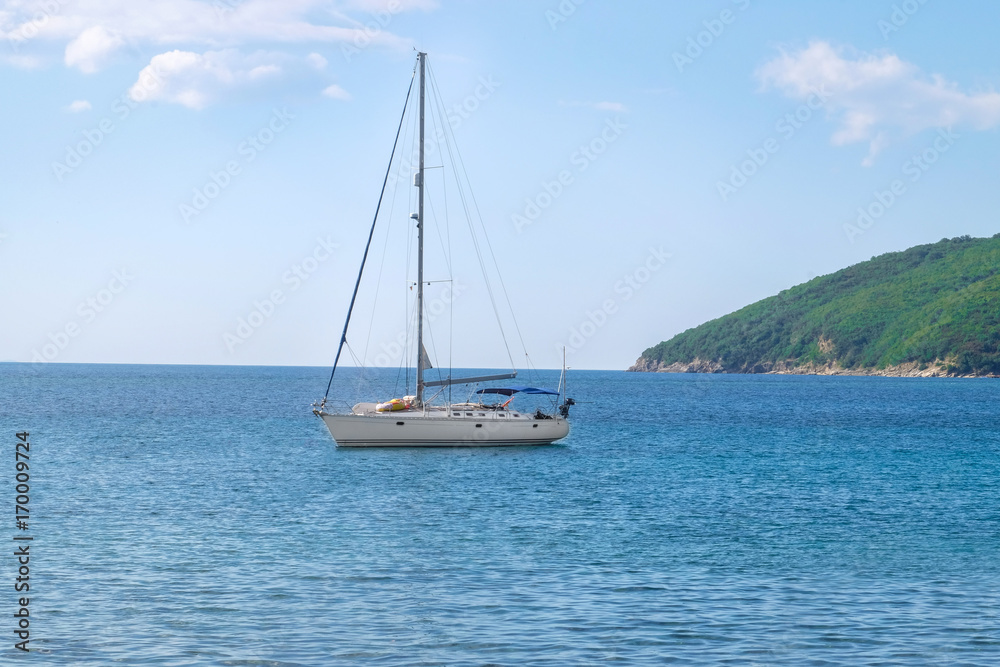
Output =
[{"x1": 631, "y1": 235, "x2": 1000, "y2": 377}]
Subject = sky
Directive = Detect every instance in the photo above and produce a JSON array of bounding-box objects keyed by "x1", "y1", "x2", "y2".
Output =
[{"x1": 2, "y1": 0, "x2": 999, "y2": 372}]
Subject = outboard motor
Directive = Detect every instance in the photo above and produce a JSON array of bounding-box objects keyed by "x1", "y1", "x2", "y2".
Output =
[{"x1": 559, "y1": 397, "x2": 576, "y2": 418}]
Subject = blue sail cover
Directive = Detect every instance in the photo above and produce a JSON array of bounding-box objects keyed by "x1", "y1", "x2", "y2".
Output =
[{"x1": 475, "y1": 386, "x2": 560, "y2": 396}]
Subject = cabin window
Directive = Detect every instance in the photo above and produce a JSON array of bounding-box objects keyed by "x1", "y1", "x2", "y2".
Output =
[
  {"x1": 478, "y1": 413, "x2": 485, "y2": 417},
  {"x1": 476, "y1": 424, "x2": 483, "y2": 428},
  {"x1": 396, "y1": 421, "x2": 404, "y2": 426},
  {"x1": 532, "y1": 424, "x2": 538, "y2": 428},
  {"x1": 498, "y1": 414, "x2": 505, "y2": 418},
  {"x1": 466, "y1": 412, "x2": 473, "y2": 416}
]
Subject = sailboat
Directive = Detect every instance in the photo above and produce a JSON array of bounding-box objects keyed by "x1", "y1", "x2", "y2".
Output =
[{"x1": 313, "y1": 52, "x2": 573, "y2": 447}]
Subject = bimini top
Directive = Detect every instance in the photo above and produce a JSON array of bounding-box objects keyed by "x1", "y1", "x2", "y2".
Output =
[{"x1": 475, "y1": 386, "x2": 560, "y2": 396}]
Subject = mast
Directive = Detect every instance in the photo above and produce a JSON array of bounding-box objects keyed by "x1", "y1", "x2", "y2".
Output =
[{"x1": 415, "y1": 51, "x2": 427, "y2": 406}]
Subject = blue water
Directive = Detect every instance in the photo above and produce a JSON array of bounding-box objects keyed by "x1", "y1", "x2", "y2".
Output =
[{"x1": 2, "y1": 364, "x2": 999, "y2": 665}]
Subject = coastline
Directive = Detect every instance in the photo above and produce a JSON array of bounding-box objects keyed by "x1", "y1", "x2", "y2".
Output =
[{"x1": 627, "y1": 357, "x2": 999, "y2": 378}]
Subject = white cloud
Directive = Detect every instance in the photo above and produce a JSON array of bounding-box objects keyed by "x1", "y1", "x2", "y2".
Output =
[
  {"x1": 128, "y1": 48, "x2": 360, "y2": 109},
  {"x1": 321, "y1": 83, "x2": 352, "y2": 100},
  {"x1": 129, "y1": 49, "x2": 297, "y2": 109},
  {"x1": 306, "y1": 52, "x2": 328, "y2": 70},
  {"x1": 66, "y1": 99, "x2": 92, "y2": 112},
  {"x1": 0, "y1": 1, "x2": 418, "y2": 71},
  {"x1": 861, "y1": 132, "x2": 890, "y2": 167},
  {"x1": 248, "y1": 64, "x2": 282, "y2": 79},
  {"x1": 64, "y1": 25, "x2": 124, "y2": 74},
  {"x1": 0, "y1": 1, "x2": 438, "y2": 107},
  {"x1": 758, "y1": 41, "x2": 1000, "y2": 164},
  {"x1": 1, "y1": 0, "x2": 410, "y2": 48}
]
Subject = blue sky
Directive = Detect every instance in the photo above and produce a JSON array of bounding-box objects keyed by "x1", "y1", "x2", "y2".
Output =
[{"x1": 2, "y1": 0, "x2": 999, "y2": 371}]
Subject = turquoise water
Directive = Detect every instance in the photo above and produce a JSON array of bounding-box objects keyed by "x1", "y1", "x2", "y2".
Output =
[{"x1": 2, "y1": 364, "x2": 999, "y2": 664}]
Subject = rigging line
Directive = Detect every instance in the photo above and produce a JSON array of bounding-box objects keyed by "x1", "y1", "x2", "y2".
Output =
[
  {"x1": 441, "y1": 121, "x2": 454, "y2": 403},
  {"x1": 425, "y1": 189, "x2": 453, "y2": 276},
  {"x1": 404, "y1": 91, "x2": 422, "y2": 395},
  {"x1": 425, "y1": 302, "x2": 440, "y2": 381},
  {"x1": 392, "y1": 305, "x2": 408, "y2": 399},
  {"x1": 422, "y1": 69, "x2": 455, "y2": 401},
  {"x1": 344, "y1": 341, "x2": 369, "y2": 402},
  {"x1": 426, "y1": 63, "x2": 529, "y2": 366},
  {"x1": 403, "y1": 273, "x2": 411, "y2": 392},
  {"x1": 406, "y1": 277, "x2": 423, "y2": 392},
  {"x1": 427, "y1": 63, "x2": 516, "y2": 371},
  {"x1": 444, "y1": 96, "x2": 531, "y2": 367},
  {"x1": 396, "y1": 104, "x2": 421, "y2": 403},
  {"x1": 426, "y1": 66, "x2": 510, "y2": 370},
  {"x1": 430, "y1": 88, "x2": 455, "y2": 401},
  {"x1": 344, "y1": 339, "x2": 362, "y2": 367},
  {"x1": 400, "y1": 98, "x2": 415, "y2": 394},
  {"x1": 424, "y1": 65, "x2": 492, "y2": 312},
  {"x1": 323, "y1": 70, "x2": 416, "y2": 402},
  {"x1": 440, "y1": 107, "x2": 453, "y2": 403},
  {"x1": 446, "y1": 170, "x2": 453, "y2": 404},
  {"x1": 425, "y1": 96, "x2": 454, "y2": 277},
  {"x1": 360, "y1": 83, "x2": 415, "y2": 376},
  {"x1": 392, "y1": 338, "x2": 405, "y2": 399}
]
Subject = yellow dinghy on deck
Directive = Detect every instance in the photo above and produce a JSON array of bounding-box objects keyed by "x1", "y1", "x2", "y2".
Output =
[{"x1": 375, "y1": 398, "x2": 411, "y2": 412}]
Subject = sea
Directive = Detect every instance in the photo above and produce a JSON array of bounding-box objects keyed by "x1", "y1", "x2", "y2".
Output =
[{"x1": 1, "y1": 363, "x2": 999, "y2": 665}]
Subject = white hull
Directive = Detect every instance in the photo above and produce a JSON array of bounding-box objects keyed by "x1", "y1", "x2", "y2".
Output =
[{"x1": 318, "y1": 410, "x2": 569, "y2": 447}]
